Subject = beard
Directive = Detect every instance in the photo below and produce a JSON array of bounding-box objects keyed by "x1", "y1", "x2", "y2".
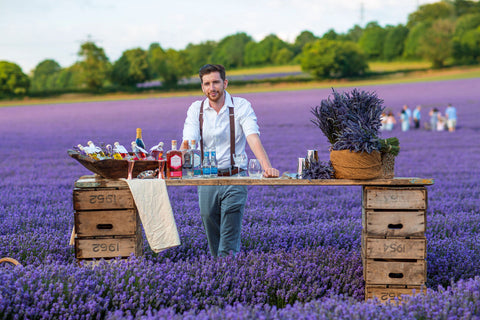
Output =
[{"x1": 206, "y1": 89, "x2": 224, "y2": 103}]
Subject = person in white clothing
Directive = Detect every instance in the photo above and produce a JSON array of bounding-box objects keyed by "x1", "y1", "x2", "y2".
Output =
[{"x1": 181, "y1": 64, "x2": 279, "y2": 257}]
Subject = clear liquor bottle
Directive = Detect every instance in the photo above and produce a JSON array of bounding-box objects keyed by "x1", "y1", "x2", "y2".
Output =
[
  {"x1": 182, "y1": 142, "x2": 194, "y2": 178},
  {"x1": 202, "y1": 150, "x2": 211, "y2": 178},
  {"x1": 210, "y1": 150, "x2": 218, "y2": 177},
  {"x1": 166, "y1": 140, "x2": 183, "y2": 179},
  {"x1": 190, "y1": 140, "x2": 202, "y2": 177}
]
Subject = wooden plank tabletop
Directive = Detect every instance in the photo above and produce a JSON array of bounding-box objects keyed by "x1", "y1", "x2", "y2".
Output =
[{"x1": 74, "y1": 175, "x2": 434, "y2": 189}]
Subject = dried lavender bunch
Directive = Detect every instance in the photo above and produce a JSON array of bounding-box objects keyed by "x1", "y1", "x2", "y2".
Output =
[
  {"x1": 333, "y1": 124, "x2": 381, "y2": 153},
  {"x1": 302, "y1": 160, "x2": 335, "y2": 180},
  {"x1": 311, "y1": 88, "x2": 385, "y2": 152}
]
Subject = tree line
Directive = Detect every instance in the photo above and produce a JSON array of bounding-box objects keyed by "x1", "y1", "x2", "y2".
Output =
[{"x1": 1, "y1": 0, "x2": 480, "y2": 98}]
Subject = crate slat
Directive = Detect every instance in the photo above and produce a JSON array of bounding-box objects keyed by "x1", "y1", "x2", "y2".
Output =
[
  {"x1": 75, "y1": 209, "x2": 138, "y2": 237},
  {"x1": 75, "y1": 237, "x2": 142, "y2": 259},
  {"x1": 365, "y1": 285, "x2": 425, "y2": 303},
  {"x1": 362, "y1": 210, "x2": 426, "y2": 237},
  {"x1": 364, "y1": 259, "x2": 426, "y2": 285},
  {"x1": 363, "y1": 187, "x2": 427, "y2": 210},
  {"x1": 73, "y1": 189, "x2": 135, "y2": 211},
  {"x1": 363, "y1": 237, "x2": 426, "y2": 260}
]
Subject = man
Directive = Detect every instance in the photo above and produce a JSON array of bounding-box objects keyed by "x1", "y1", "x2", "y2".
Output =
[
  {"x1": 182, "y1": 64, "x2": 279, "y2": 257},
  {"x1": 402, "y1": 104, "x2": 412, "y2": 126},
  {"x1": 413, "y1": 105, "x2": 422, "y2": 129},
  {"x1": 445, "y1": 103, "x2": 457, "y2": 132}
]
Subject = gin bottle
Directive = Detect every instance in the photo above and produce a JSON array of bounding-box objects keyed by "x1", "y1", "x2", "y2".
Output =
[
  {"x1": 182, "y1": 142, "x2": 194, "y2": 178},
  {"x1": 190, "y1": 140, "x2": 202, "y2": 177}
]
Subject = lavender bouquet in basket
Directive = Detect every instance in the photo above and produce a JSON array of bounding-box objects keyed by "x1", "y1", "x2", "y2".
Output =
[{"x1": 310, "y1": 88, "x2": 398, "y2": 179}]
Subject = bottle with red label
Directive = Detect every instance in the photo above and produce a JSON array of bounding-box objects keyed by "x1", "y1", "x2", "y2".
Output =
[{"x1": 166, "y1": 140, "x2": 182, "y2": 179}]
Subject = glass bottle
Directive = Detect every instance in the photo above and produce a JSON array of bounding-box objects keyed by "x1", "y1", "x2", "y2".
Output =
[
  {"x1": 202, "y1": 150, "x2": 211, "y2": 178},
  {"x1": 150, "y1": 142, "x2": 165, "y2": 160},
  {"x1": 131, "y1": 141, "x2": 147, "y2": 160},
  {"x1": 135, "y1": 128, "x2": 146, "y2": 150},
  {"x1": 113, "y1": 142, "x2": 129, "y2": 159},
  {"x1": 182, "y1": 142, "x2": 194, "y2": 178},
  {"x1": 87, "y1": 141, "x2": 106, "y2": 160},
  {"x1": 210, "y1": 149, "x2": 218, "y2": 177},
  {"x1": 166, "y1": 140, "x2": 182, "y2": 179},
  {"x1": 190, "y1": 140, "x2": 202, "y2": 177}
]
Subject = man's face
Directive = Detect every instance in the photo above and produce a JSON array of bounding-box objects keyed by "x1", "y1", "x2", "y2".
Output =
[{"x1": 201, "y1": 71, "x2": 228, "y2": 103}]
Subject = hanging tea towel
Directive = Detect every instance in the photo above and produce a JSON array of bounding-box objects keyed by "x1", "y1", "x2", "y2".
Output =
[{"x1": 123, "y1": 179, "x2": 180, "y2": 252}]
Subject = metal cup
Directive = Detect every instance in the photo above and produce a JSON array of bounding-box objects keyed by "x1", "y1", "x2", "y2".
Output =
[
  {"x1": 297, "y1": 158, "x2": 306, "y2": 179},
  {"x1": 306, "y1": 150, "x2": 318, "y2": 168}
]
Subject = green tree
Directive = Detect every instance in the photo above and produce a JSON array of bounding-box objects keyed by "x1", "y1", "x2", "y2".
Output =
[
  {"x1": 77, "y1": 41, "x2": 111, "y2": 90},
  {"x1": 322, "y1": 29, "x2": 339, "y2": 40},
  {"x1": 452, "y1": 13, "x2": 480, "y2": 63},
  {"x1": 111, "y1": 48, "x2": 150, "y2": 86},
  {"x1": 184, "y1": 41, "x2": 216, "y2": 72},
  {"x1": 407, "y1": 1, "x2": 455, "y2": 28},
  {"x1": 56, "y1": 63, "x2": 83, "y2": 90},
  {"x1": 293, "y1": 30, "x2": 318, "y2": 55},
  {"x1": 383, "y1": 25, "x2": 409, "y2": 61},
  {"x1": 358, "y1": 22, "x2": 387, "y2": 60},
  {"x1": 300, "y1": 39, "x2": 368, "y2": 78},
  {"x1": 161, "y1": 49, "x2": 192, "y2": 86},
  {"x1": 403, "y1": 21, "x2": 431, "y2": 59},
  {"x1": 210, "y1": 32, "x2": 252, "y2": 69},
  {"x1": 244, "y1": 34, "x2": 291, "y2": 66},
  {"x1": 419, "y1": 19, "x2": 456, "y2": 68},
  {"x1": 0, "y1": 61, "x2": 30, "y2": 97},
  {"x1": 31, "y1": 59, "x2": 61, "y2": 91},
  {"x1": 345, "y1": 25, "x2": 364, "y2": 42}
]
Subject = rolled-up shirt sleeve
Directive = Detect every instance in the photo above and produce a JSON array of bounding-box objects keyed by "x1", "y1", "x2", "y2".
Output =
[
  {"x1": 237, "y1": 99, "x2": 260, "y2": 137},
  {"x1": 182, "y1": 101, "x2": 201, "y2": 143}
]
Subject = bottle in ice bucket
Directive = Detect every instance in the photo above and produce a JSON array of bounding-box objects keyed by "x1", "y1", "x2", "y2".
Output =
[
  {"x1": 87, "y1": 141, "x2": 107, "y2": 160},
  {"x1": 210, "y1": 150, "x2": 218, "y2": 177},
  {"x1": 131, "y1": 141, "x2": 147, "y2": 160},
  {"x1": 202, "y1": 150, "x2": 211, "y2": 178},
  {"x1": 190, "y1": 140, "x2": 202, "y2": 177},
  {"x1": 77, "y1": 144, "x2": 98, "y2": 160},
  {"x1": 166, "y1": 140, "x2": 182, "y2": 179},
  {"x1": 135, "y1": 128, "x2": 146, "y2": 150},
  {"x1": 182, "y1": 142, "x2": 194, "y2": 178},
  {"x1": 113, "y1": 142, "x2": 129, "y2": 159},
  {"x1": 150, "y1": 142, "x2": 165, "y2": 160}
]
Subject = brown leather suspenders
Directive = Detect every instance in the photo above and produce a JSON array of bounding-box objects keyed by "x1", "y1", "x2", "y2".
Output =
[{"x1": 199, "y1": 96, "x2": 235, "y2": 167}]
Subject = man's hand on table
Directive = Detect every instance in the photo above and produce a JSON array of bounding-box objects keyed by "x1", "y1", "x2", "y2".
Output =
[{"x1": 263, "y1": 167, "x2": 279, "y2": 178}]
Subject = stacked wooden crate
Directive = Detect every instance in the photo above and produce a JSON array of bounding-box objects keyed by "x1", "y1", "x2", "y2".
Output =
[
  {"x1": 73, "y1": 177, "x2": 143, "y2": 262},
  {"x1": 362, "y1": 186, "x2": 427, "y2": 303}
]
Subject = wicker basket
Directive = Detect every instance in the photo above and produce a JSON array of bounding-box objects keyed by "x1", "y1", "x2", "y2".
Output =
[
  {"x1": 381, "y1": 152, "x2": 396, "y2": 179},
  {"x1": 330, "y1": 150, "x2": 382, "y2": 180},
  {"x1": 68, "y1": 150, "x2": 164, "y2": 179}
]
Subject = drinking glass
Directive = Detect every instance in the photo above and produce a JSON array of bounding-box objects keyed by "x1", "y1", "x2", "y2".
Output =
[
  {"x1": 233, "y1": 154, "x2": 247, "y2": 177},
  {"x1": 248, "y1": 159, "x2": 262, "y2": 179}
]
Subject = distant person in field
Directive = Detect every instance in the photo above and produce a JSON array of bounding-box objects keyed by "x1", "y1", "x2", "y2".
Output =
[
  {"x1": 413, "y1": 105, "x2": 422, "y2": 129},
  {"x1": 380, "y1": 112, "x2": 387, "y2": 131},
  {"x1": 436, "y1": 111, "x2": 446, "y2": 131},
  {"x1": 385, "y1": 111, "x2": 396, "y2": 131},
  {"x1": 400, "y1": 109, "x2": 410, "y2": 131},
  {"x1": 445, "y1": 103, "x2": 457, "y2": 132},
  {"x1": 429, "y1": 108, "x2": 439, "y2": 131},
  {"x1": 402, "y1": 105, "x2": 412, "y2": 126}
]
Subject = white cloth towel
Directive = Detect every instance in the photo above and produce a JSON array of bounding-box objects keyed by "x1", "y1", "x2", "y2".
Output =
[{"x1": 123, "y1": 179, "x2": 180, "y2": 253}]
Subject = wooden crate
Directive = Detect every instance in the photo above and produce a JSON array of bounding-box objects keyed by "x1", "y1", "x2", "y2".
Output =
[
  {"x1": 362, "y1": 209, "x2": 426, "y2": 237},
  {"x1": 363, "y1": 186, "x2": 427, "y2": 210},
  {"x1": 73, "y1": 188, "x2": 135, "y2": 211},
  {"x1": 364, "y1": 259, "x2": 426, "y2": 285},
  {"x1": 362, "y1": 236, "x2": 426, "y2": 260},
  {"x1": 75, "y1": 209, "x2": 139, "y2": 237},
  {"x1": 73, "y1": 183, "x2": 143, "y2": 261},
  {"x1": 75, "y1": 235, "x2": 143, "y2": 259},
  {"x1": 365, "y1": 285, "x2": 425, "y2": 303}
]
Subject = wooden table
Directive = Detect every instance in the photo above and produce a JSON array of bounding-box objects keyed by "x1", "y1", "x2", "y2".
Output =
[{"x1": 73, "y1": 174, "x2": 434, "y2": 303}]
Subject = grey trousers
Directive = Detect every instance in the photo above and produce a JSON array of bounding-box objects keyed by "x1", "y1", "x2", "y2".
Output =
[{"x1": 198, "y1": 185, "x2": 248, "y2": 257}]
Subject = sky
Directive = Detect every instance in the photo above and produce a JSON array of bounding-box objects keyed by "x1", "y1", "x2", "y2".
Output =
[{"x1": 1, "y1": 0, "x2": 439, "y2": 74}]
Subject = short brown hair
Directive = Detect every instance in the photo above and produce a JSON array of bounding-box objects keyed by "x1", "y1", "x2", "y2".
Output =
[{"x1": 199, "y1": 64, "x2": 226, "y2": 83}]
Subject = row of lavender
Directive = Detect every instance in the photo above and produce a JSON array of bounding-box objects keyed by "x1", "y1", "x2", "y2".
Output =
[{"x1": 0, "y1": 78, "x2": 479, "y2": 318}]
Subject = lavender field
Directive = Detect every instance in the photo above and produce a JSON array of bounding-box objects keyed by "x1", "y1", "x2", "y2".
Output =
[{"x1": 1, "y1": 78, "x2": 479, "y2": 319}]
